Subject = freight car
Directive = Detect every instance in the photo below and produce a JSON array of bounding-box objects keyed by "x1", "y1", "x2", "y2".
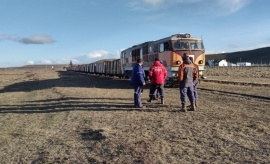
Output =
[
  {"x1": 67, "y1": 33, "x2": 205, "y2": 86},
  {"x1": 67, "y1": 58, "x2": 122, "y2": 77}
]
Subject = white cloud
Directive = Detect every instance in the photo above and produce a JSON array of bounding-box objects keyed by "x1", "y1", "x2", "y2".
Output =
[
  {"x1": 217, "y1": 0, "x2": 251, "y2": 14},
  {"x1": 24, "y1": 50, "x2": 119, "y2": 66},
  {"x1": 143, "y1": 0, "x2": 164, "y2": 5},
  {"x1": 53, "y1": 58, "x2": 77, "y2": 64},
  {"x1": 40, "y1": 58, "x2": 80, "y2": 65},
  {"x1": 128, "y1": 0, "x2": 251, "y2": 14},
  {"x1": 42, "y1": 60, "x2": 53, "y2": 64},
  {"x1": 69, "y1": 59, "x2": 80, "y2": 64},
  {"x1": 0, "y1": 34, "x2": 18, "y2": 42},
  {"x1": 26, "y1": 61, "x2": 35, "y2": 65},
  {"x1": 76, "y1": 50, "x2": 118, "y2": 63},
  {"x1": 0, "y1": 33, "x2": 55, "y2": 44},
  {"x1": 18, "y1": 35, "x2": 55, "y2": 44},
  {"x1": 87, "y1": 50, "x2": 110, "y2": 59}
]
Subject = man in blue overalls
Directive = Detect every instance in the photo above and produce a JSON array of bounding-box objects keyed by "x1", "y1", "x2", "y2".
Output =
[
  {"x1": 130, "y1": 58, "x2": 146, "y2": 108},
  {"x1": 177, "y1": 53, "x2": 199, "y2": 112},
  {"x1": 189, "y1": 57, "x2": 199, "y2": 107}
]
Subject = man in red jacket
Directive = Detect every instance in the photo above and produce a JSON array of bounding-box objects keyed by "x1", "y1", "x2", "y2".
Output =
[{"x1": 147, "y1": 58, "x2": 167, "y2": 104}]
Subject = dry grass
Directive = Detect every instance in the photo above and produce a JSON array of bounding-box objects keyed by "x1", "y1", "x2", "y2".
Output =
[
  {"x1": 0, "y1": 68, "x2": 269, "y2": 163},
  {"x1": 205, "y1": 66, "x2": 270, "y2": 79}
]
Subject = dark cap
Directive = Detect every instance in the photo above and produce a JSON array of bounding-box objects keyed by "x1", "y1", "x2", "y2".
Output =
[
  {"x1": 154, "y1": 58, "x2": 160, "y2": 61},
  {"x1": 137, "y1": 58, "x2": 143, "y2": 63}
]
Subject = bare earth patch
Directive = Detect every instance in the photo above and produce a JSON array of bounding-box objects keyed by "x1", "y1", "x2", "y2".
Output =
[{"x1": 0, "y1": 68, "x2": 269, "y2": 163}]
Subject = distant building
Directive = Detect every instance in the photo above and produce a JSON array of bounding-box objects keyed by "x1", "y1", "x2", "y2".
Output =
[
  {"x1": 218, "y1": 59, "x2": 228, "y2": 66},
  {"x1": 237, "y1": 62, "x2": 251, "y2": 66},
  {"x1": 228, "y1": 62, "x2": 237, "y2": 66}
]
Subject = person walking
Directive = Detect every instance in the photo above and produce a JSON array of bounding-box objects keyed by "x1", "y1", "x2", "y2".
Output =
[
  {"x1": 130, "y1": 58, "x2": 146, "y2": 108},
  {"x1": 189, "y1": 57, "x2": 199, "y2": 107},
  {"x1": 154, "y1": 60, "x2": 165, "y2": 100},
  {"x1": 147, "y1": 58, "x2": 167, "y2": 104},
  {"x1": 177, "y1": 53, "x2": 198, "y2": 112}
]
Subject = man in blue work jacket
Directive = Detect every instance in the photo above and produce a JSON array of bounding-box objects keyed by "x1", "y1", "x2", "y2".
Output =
[{"x1": 130, "y1": 58, "x2": 146, "y2": 108}]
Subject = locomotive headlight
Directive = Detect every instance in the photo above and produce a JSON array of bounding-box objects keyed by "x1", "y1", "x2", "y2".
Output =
[
  {"x1": 199, "y1": 60, "x2": 203, "y2": 64},
  {"x1": 176, "y1": 60, "x2": 181, "y2": 65}
]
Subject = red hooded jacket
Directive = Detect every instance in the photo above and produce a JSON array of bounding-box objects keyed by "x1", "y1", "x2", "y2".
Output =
[{"x1": 149, "y1": 61, "x2": 167, "y2": 84}]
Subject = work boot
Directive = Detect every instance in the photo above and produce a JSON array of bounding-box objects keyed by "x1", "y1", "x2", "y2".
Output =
[
  {"x1": 191, "y1": 103, "x2": 196, "y2": 111},
  {"x1": 181, "y1": 104, "x2": 187, "y2": 112},
  {"x1": 147, "y1": 97, "x2": 152, "y2": 103},
  {"x1": 161, "y1": 97, "x2": 164, "y2": 104}
]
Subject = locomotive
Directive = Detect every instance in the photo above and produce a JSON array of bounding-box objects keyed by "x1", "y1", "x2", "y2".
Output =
[{"x1": 67, "y1": 33, "x2": 205, "y2": 86}]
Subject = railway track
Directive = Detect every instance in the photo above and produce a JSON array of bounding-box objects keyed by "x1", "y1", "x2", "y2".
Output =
[
  {"x1": 197, "y1": 78, "x2": 270, "y2": 102},
  {"x1": 197, "y1": 87, "x2": 270, "y2": 102},
  {"x1": 202, "y1": 79, "x2": 270, "y2": 87}
]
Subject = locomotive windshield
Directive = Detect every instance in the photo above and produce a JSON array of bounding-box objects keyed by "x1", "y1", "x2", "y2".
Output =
[
  {"x1": 190, "y1": 41, "x2": 204, "y2": 50},
  {"x1": 173, "y1": 40, "x2": 204, "y2": 50}
]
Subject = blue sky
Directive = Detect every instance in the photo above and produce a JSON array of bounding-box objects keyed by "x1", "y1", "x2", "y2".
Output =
[{"x1": 1, "y1": 0, "x2": 270, "y2": 67}]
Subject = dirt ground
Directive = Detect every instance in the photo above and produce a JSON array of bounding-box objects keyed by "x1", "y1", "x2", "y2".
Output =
[{"x1": 0, "y1": 67, "x2": 269, "y2": 163}]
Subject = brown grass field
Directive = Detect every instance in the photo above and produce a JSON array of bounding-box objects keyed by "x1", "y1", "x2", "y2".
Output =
[{"x1": 0, "y1": 67, "x2": 269, "y2": 163}]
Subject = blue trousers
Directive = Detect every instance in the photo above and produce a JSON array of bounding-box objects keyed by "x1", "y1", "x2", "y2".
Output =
[
  {"x1": 179, "y1": 81, "x2": 195, "y2": 105},
  {"x1": 134, "y1": 85, "x2": 143, "y2": 107},
  {"x1": 193, "y1": 80, "x2": 199, "y2": 101}
]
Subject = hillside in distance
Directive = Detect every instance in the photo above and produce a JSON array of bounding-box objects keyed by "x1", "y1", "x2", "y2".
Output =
[{"x1": 206, "y1": 46, "x2": 270, "y2": 64}]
